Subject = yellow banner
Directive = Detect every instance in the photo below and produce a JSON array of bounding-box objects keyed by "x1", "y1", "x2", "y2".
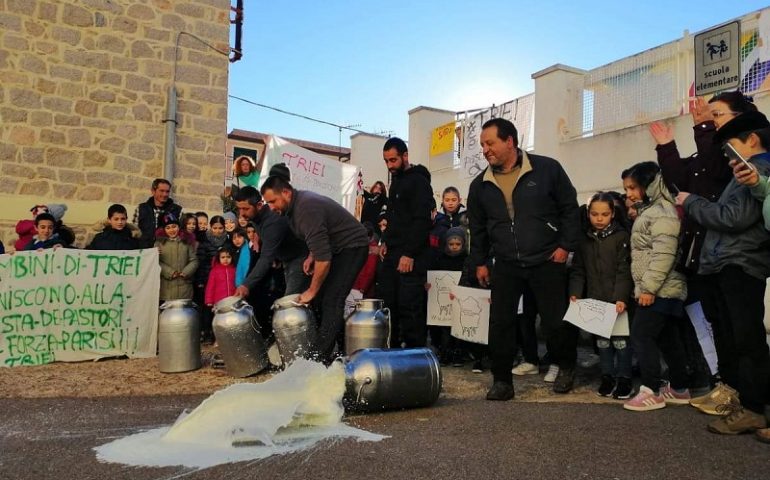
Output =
[{"x1": 430, "y1": 121, "x2": 455, "y2": 157}]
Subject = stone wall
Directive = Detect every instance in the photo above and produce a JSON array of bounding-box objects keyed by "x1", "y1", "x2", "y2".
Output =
[{"x1": 0, "y1": 0, "x2": 231, "y2": 249}]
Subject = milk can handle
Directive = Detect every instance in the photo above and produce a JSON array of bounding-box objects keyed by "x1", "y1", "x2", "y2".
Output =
[
  {"x1": 356, "y1": 377, "x2": 373, "y2": 404},
  {"x1": 382, "y1": 307, "x2": 391, "y2": 348}
]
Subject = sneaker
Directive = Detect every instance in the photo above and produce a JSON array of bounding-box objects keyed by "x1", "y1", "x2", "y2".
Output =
[
  {"x1": 512, "y1": 362, "x2": 539, "y2": 376},
  {"x1": 579, "y1": 353, "x2": 600, "y2": 368},
  {"x1": 756, "y1": 428, "x2": 770, "y2": 444},
  {"x1": 613, "y1": 377, "x2": 634, "y2": 400},
  {"x1": 486, "y1": 381, "x2": 514, "y2": 401},
  {"x1": 553, "y1": 367, "x2": 575, "y2": 394},
  {"x1": 471, "y1": 360, "x2": 484, "y2": 374},
  {"x1": 660, "y1": 382, "x2": 691, "y2": 405},
  {"x1": 597, "y1": 375, "x2": 615, "y2": 397},
  {"x1": 707, "y1": 404, "x2": 767, "y2": 435},
  {"x1": 690, "y1": 383, "x2": 740, "y2": 416},
  {"x1": 544, "y1": 364, "x2": 560, "y2": 383},
  {"x1": 623, "y1": 385, "x2": 666, "y2": 411}
]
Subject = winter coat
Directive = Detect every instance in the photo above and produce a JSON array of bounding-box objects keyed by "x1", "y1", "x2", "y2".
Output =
[
  {"x1": 629, "y1": 174, "x2": 687, "y2": 301},
  {"x1": 656, "y1": 120, "x2": 732, "y2": 273},
  {"x1": 468, "y1": 150, "x2": 580, "y2": 268},
  {"x1": 749, "y1": 174, "x2": 770, "y2": 231},
  {"x1": 683, "y1": 152, "x2": 770, "y2": 281},
  {"x1": 134, "y1": 197, "x2": 183, "y2": 249},
  {"x1": 194, "y1": 231, "x2": 228, "y2": 287},
  {"x1": 24, "y1": 234, "x2": 63, "y2": 251},
  {"x1": 155, "y1": 234, "x2": 198, "y2": 301},
  {"x1": 360, "y1": 190, "x2": 387, "y2": 226},
  {"x1": 14, "y1": 219, "x2": 36, "y2": 251},
  {"x1": 569, "y1": 222, "x2": 633, "y2": 304},
  {"x1": 204, "y1": 261, "x2": 236, "y2": 306},
  {"x1": 87, "y1": 222, "x2": 141, "y2": 250},
  {"x1": 382, "y1": 164, "x2": 434, "y2": 257},
  {"x1": 352, "y1": 240, "x2": 380, "y2": 298}
]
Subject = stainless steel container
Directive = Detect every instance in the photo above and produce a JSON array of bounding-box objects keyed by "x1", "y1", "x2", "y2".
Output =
[
  {"x1": 212, "y1": 296, "x2": 268, "y2": 377},
  {"x1": 345, "y1": 298, "x2": 390, "y2": 356},
  {"x1": 271, "y1": 294, "x2": 317, "y2": 365},
  {"x1": 158, "y1": 300, "x2": 201, "y2": 373},
  {"x1": 342, "y1": 348, "x2": 442, "y2": 411}
]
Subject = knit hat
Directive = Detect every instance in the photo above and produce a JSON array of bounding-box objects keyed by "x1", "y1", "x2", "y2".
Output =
[
  {"x1": 223, "y1": 211, "x2": 238, "y2": 223},
  {"x1": 714, "y1": 110, "x2": 770, "y2": 144},
  {"x1": 269, "y1": 162, "x2": 291, "y2": 181},
  {"x1": 444, "y1": 227, "x2": 466, "y2": 256},
  {"x1": 47, "y1": 204, "x2": 68, "y2": 222},
  {"x1": 158, "y1": 212, "x2": 179, "y2": 228}
]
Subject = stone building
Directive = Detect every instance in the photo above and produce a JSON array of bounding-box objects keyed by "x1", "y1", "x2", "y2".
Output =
[{"x1": 0, "y1": 0, "x2": 231, "y2": 249}]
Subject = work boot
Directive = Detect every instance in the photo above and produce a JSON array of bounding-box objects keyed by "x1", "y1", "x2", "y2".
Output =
[
  {"x1": 690, "y1": 383, "x2": 739, "y2": 416},
  {"x1": 486, "y1": 381, "x2": 514, "y2": 401},
  {"x1": 553, "y1": 367, "x2": 575, "y2": 394},
  {"x1": 707, "y1": 404, "x2": 767, "y2": 435}
]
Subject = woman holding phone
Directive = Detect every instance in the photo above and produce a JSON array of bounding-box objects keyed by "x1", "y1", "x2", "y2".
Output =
[{"x1": 675, "y1": 110, "x2": 770, "y2": 437}]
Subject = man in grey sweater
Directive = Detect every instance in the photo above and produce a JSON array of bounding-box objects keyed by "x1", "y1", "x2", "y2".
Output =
[{"x1": 261, "y1": 175, "x2": 369, "y2": 363}]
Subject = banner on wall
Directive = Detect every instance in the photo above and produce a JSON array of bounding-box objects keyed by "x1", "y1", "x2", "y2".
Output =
[
  {"x1": 430, "y1": 121, "x2": 455, "y2": 157},
  {"x1": 260, "y1": 135, "x2": 361, "y2": 213},
  {"x1": 0, "y1": 249, "x2": 161, "y2": 368}
]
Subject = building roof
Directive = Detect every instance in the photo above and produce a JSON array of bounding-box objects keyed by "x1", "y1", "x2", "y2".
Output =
[{"x1": 228, "y1": 129, "x2": 351, "y2": 158}]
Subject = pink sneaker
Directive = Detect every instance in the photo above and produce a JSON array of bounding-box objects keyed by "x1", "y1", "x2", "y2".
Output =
[
  {"x1": 623, "y1": 385, "x2": 666, "y2": 412},
  {"x1": 660, "y1": 382, "x2": 691, "y2": 405}
]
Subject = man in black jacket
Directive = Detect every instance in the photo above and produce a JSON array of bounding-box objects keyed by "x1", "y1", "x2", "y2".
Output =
[
  {"x1": 377, "y1": 137, "x2": 434, "y2": 347},
  {"x1": 468, "y1": 118, "x2": 580, "y2": 400},
  {"x1": 133, "y1": 178, "x2": 182, "y2": 249}
]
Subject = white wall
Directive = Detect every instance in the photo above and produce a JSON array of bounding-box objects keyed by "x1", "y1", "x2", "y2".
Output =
[
  {"x1": 408, "y1": 107, "x2": 456, "y2": 201},
  {"x1": 350, "y1": 132, "x2": 390, "y2": 188}
]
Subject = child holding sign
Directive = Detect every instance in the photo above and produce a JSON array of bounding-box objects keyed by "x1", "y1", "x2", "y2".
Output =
[
  {"x1": 569, "y1": 192, "x2": 634, "y2": 399},
  {"x1": 155, "y1": 213, "x2": 198, "y2": 302}
]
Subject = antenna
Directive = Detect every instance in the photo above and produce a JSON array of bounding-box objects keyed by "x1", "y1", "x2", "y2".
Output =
[{"x1": 374, "y1": 129, "x2": 395, "y2": 138}]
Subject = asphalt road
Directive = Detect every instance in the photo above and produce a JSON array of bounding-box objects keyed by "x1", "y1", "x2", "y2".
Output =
[{"x1": 1, "y1": 394, "x2": 768, "y2": 480}]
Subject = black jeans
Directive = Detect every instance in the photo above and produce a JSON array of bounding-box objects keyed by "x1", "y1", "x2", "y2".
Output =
[
  {"x1": 516, "y1": 285, "x2": 539, "y2": 365},
  {"x1": 489, "y1": 259, "x2": 577, "y2": 384},
  {"x1": 312, "y1": 246, "x2": 368, "y2": 363},
  {"x1": 631, "y1": 306, "x2": 689, "y2": 392},
  {"x1": 376, "y1": 248, "x2": 429, "y2": 348},
  {"x1": 698, "y1": 266, "x2": 770, "y2": 414}
]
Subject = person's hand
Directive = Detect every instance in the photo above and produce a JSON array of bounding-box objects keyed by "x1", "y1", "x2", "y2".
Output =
[
  {"x1": 397, "y1": 255, "x2": 414, "y2": 273},
  {"x1": 297, "y1": 289, "x2": 316, "y2": 304},
  {"x1": 157, "y1": 245, "x2": 162, "y2": 253},
  {"x1": 550, "y1": 247, "x2": 569, "y2": 263},
  {"x1": 425, "y1": 282, "x2": 431, "y2": 291},
  {"x1": 675, "y1": 192, "x2": 690, "y2": 206},
  {"x1": 570, "y1": 296, "x2": 578, "y2": 302},
  {"x1": 234, "y1": 285, "x2": 249, "y2": 297},
  {"x1": 52, "y1": 244, "x2": 62, "y2": 250},
  {"x1": 690, "y1": 96, "x2": 714, "y2": 125},
  {"x1": 379, "y1": 243, "x2": 388, "y2": 260},
  {"x1": 171, "y1": 271, "x2": 179, "y2": 279},
  {"x1": 302, "y1": 254, "x2": 314, "y2": 275},
  {"x1": 731, "y1": 159, "x2": 760, "y2": 186},
  {"x1": 476, "y1": 265, "x2": 490, "y2": 288},
  {"x1": 649, "y1": 121, "x2": 674, "y2": 145},
  {"x1": 616, "y1": 301, "x2": 626, "y2": 314},
  {"x1": 637, "y1": 293, "x2": 655, "y2": 306}
]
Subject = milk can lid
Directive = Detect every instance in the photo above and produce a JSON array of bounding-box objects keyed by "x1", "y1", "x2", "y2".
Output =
[
  {"x1": 160, "y1": 299, "x2": 197, "y2": 310},
  {"x1": 213, "y1": 295, "x2": 248, "y2": 314},
  {"x1": 272, "y1": 294, "x2": 306, "y2": 310}
]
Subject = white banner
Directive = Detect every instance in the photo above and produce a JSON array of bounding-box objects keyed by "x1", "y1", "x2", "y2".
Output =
[
  {"x1": 0, "y1": 249, "x2": 161, "y2": 367},
  {"x1": 685, "y1": 302, "x2": 718, "y2": 376},
  {"x1": 449, "y1": 285, "x2": 490, "y2": 345},
  {"x1": 426, "y1": 270, "x2": 462, "y2": 327},
  {"x1": 260, "y1": 135, "x2": 361, "y2": 213}
]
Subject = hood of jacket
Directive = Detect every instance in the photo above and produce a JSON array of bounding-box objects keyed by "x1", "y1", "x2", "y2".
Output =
[
  {"x1": 394, "y1": 164, "x2": 431, "y2": 183},
  {"x1": 640, "y1": 174, "x2": 674, "y2": 212}
]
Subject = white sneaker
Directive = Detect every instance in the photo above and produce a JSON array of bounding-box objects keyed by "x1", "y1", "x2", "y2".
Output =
[
  {"x1": 544, "y1": 364, "x2": 560, "y2": 383},
  {"x1": 512, "y1": 362, "x2": 539, "y2": 376}
]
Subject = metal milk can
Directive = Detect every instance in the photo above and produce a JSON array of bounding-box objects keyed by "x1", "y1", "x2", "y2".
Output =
[
  {"x1": 271, "y1": 294, "x2": 317, "y2": 365},
  {"x1": 158, "y1": 299, "x2": 201, "y2": 373},
  {"x1": 341, "y1": 348, "x2": 442, "y2": 412},
  {"x1": 345, "y1": 298, "x2": 390, "y2": 356},
  {"x1": 212, "y1": 296, "x2": 268, "y2": 377}
]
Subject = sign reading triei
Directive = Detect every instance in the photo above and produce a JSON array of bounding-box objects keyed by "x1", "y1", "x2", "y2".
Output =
[
  {"x1": 694, "y1": 21, "x2": 741, "y2": 96},
  {"x1": 0, "y1": 249, "x2": 161, "y2": 367}
]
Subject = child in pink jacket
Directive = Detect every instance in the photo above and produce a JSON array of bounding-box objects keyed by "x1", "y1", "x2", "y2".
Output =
[{"x1": 205, "y1": 246, "x2": 236, "y2": 308}]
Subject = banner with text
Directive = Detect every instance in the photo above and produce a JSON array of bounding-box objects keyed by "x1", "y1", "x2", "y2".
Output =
[
  {"x1": 0, "y1": 249, "x2": 161, "y2": 367},
  {"x1": 260, "y1": 135, "x2": 361, "y2": 213},
  {"x1": 430, "y1": 121, "x2": 455, "y2": 157}
]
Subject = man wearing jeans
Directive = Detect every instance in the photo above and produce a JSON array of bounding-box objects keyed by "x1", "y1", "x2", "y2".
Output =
[
  {"x1": 260, "y1": 176, "x2": 369, "y2": 363},
  {"x1": 468, "y1": 118, "x2": 580, "y2": 400}
]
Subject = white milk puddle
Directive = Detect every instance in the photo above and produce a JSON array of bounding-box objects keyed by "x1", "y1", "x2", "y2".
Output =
[{"x1": 94, "y1": 359, "x2": 386, "y2": 469}]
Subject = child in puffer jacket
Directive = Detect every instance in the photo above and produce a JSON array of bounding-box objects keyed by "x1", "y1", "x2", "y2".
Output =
[{"x1": 205, "y1": 246, "x2": 237, "y2": 308}]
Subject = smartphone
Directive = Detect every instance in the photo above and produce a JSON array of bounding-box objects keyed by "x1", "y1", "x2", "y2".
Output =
[{"x1": 724, "y1": 143, "x2": 755, "y2": 172}]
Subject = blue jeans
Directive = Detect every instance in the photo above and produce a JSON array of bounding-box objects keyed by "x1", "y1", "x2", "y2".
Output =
[{"x1": 597, "y1": 336, "x2": 632, "y2": 378}]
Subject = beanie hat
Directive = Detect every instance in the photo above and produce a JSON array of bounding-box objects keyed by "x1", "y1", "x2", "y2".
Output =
[
  {"x1": 223, "y1": 211, "x2": 238, "y2": 223},
  {"x1": 269, "y1": 162, "x2": 291, "y2": 181},
  {"x1": 158, "y1": 212, "x2": 179, "y2": 228},
  {"x1": 47, "y1": 204, "x2": 68, "y2": 222},
  {"x1": 714, "y1": 110, "x2": 770, "y2": 144},
  {"x1": 444, "y1": 227, "x2": 466, "y2": 256}
]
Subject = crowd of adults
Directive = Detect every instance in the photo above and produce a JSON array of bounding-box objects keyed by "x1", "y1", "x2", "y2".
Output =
[{"x1": 6, "y1": 90, "x2": 770, "y2": 444}]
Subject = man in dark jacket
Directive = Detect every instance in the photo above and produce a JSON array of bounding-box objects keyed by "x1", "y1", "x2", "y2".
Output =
[
  {"x1": 133, "y1": 178, "x2": 182, "y2": 249},
  {"x1": 468, "y1": 118, "x2": 580, "y2": 400},
  {"x1": 376, "y1": 137, "x2": 435, "y2": 348},
  {"x1": 261, "y1": 176, "x2": 369, "y2": 363}
]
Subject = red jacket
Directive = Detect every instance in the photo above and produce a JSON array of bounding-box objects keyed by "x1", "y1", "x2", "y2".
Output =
[
  {"x1": 15, "y1": 219, "x2": 36, "y2": 251},
  {"x1": 352, "y1": 241, "x2": 379, "y2": 297},
  {"x1": 204, "y1": 261, "x2": 236, "y2": 306}
]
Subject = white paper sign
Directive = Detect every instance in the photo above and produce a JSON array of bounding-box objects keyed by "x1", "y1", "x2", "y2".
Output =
[
  {"x1": 0, "y1": 249, "x2": 161, "y2": 367},
  {"x1": 685, "y1": 302, "x2": 718, "y2": 375},
  {"x1": 427, "y1": 270, "x2": 461, "y2": 326},
  {"x1": 564, "y1": 299, "x2": 628, "y2": 339},
  {"x1": 449, "y1": 285, "x2": 491, "y2": 345}
]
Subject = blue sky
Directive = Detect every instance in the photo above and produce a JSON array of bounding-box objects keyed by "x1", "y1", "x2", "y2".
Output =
[{"x1": 227, "y1": 1, "x2": 769, "y2": 148}]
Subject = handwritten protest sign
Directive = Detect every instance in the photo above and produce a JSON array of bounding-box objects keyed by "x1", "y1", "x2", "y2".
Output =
[
  {"x1": 564, "y1": 299, "x2": 629, "y2": 339},
  {"x1": 0, "y1": 249, "x2": 161, "y2": 367},
  {"x1": 449, "y1": 285, "x2": 491, "y2": 345},
  {"x1": 427, "y1": 271, "x2": 462, "y2": 326},
  {"x1": 685, "y1": 302, "x2": 718, "y2": 375},
  {"x1": 430, "y1": 121, "x2": 455, "y2": 157}
]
